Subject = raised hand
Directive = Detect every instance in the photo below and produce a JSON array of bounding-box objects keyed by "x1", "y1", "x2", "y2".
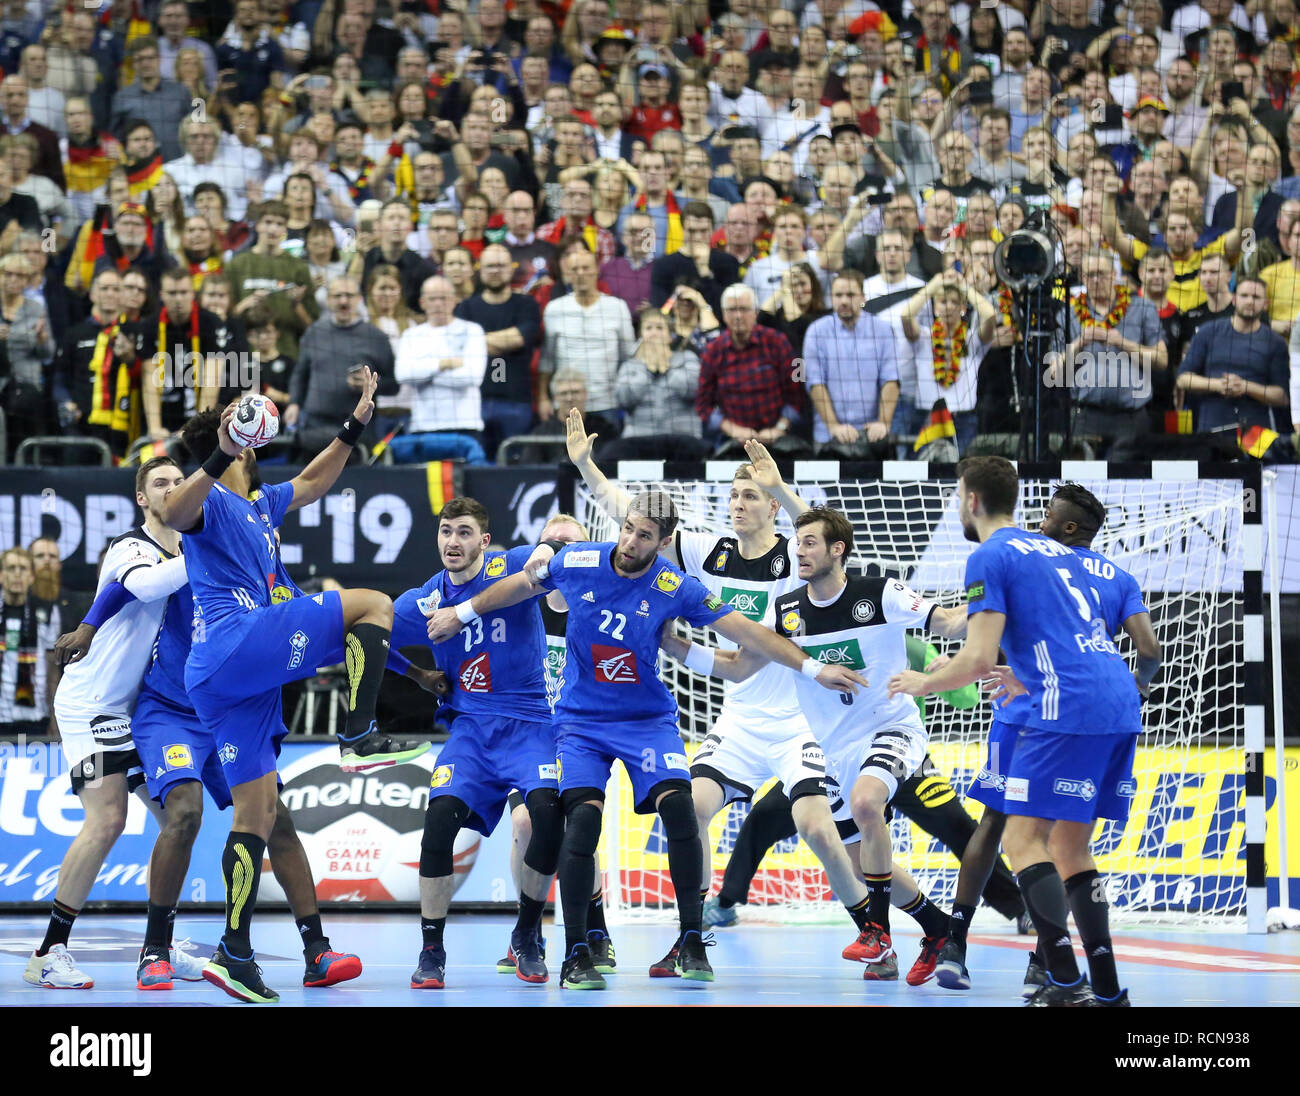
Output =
[{"x1": 565, "y1": 406, "x2": 597, "y2": 465}]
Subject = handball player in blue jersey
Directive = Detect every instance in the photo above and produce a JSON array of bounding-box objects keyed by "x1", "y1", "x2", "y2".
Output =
[
  {"x1": 388, "y1": 497, "x2": 566, "y2": 989},
  {"x1": 425, "y1": 489, "x2": 868, "y2": 989},
  {"x1": 157, "y1": 370, "x2": 431, "y2": 1002},
  {"x1": 932, "y1": 482, "x2": 1161, "y2": 999},
  {"x1": 890, "y1": 457, "x2": 1144, "y2": 1007}
]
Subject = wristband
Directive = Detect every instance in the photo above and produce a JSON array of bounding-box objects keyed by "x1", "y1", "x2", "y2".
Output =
[
  {"x1": 683, "y1": 643, "x2": 716, "y2": 676},
  {"x1": 203, "y1": 449, "x2": 236, "y2": 478},
  {"x1": 800, "y1": 657, "x2": 823, "y2": 679},
  {"x1": 337, "y1": 416, "x2": 365, "y2": 447},
  {"x1": 455, "y1": 600, "x2": 480, "y2": 624}
]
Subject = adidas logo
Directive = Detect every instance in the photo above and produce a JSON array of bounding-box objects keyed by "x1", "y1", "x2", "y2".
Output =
[{"x1": 582, "y1": 591, "x2": 595, "y2": 602}]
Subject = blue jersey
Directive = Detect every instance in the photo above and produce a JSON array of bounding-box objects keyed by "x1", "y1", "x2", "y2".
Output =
[
  {"x1": 391, "y1": 547, "x2": 551, "y2": 723},
  {"x1": 965, "y1": 527, "x2": 1139, "y2": 736},
  {"x1": 184, "y1": 480, "x2": 295, "y2": 688},
  {"x1": 538, "y1": 542, "x2": 731, "y2": 724}
]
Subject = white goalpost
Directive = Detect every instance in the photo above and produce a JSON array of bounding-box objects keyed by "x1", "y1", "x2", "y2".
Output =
[{"x1": 577, "y1": 459, "x2": 1275, "y2": 931}]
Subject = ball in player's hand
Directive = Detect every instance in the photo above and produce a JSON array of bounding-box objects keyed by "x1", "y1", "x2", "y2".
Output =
[{"x1": 228, "y1": 393, "x2": 281, "y2": 449}]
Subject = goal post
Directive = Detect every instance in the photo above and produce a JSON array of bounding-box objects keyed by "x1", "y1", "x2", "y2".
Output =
[{"x1": 577, "y1": 459, "x2": 1269, "y2": 931}]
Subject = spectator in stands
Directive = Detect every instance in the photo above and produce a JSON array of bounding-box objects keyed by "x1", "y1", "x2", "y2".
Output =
[
  {"x1": 52, "y1": 268, "x2": 134, "y2": 456},
  {"x1": 0, "y1": 251, "x2": 52, "y2": 456},
  {"x1": 502, "y1": 190, "x2": 557, "y2": 296},
  {"x1": 746, "y1": 205, "x2": 831, "y2": 303},
  {"x1": 392, "y1": 275, "x2": 489, "y2": 464},
  {"x1": 227, "y1": 200, "x2": 318, "y2": 358},
  {"x1": 0, "y1": 547, "x2": 59, "y2": 738},
  {"x1": 157, "y1": 0, "x2": 217, "y2": 89},
  {"x1": 538, "y1": 177, "x2": 616, "y2": 267},
  {"x1": 1, "y1": 75, "x2": 64, "y2": 190},
  {"x1": 616, "y1": 149, "x2": 680, "y2": 258},
  {"x1": 359, "y1": 198, "x2": 437, "y2": 313},
  {"x1": 7, "y1": 132, "x2": 69, "y2": 237},
  {"x1": 287, "y1": 274, "x2": 397, "y2": 457},
  {"x1": 245, "y1": 304, "x2": 292, "y2": 409},
  {"x1": 216, "y1": 0, "x2": 287, "y2": 105},
  {"x1": 20, "y1": 45, "x2": 66, "y2": 139},
  {"x1": 600, "y1": 212, "x2": 656, "y2": 314},
  {"x1": 650, "y1": 200, "x2": 739, "y2": 314},
  {"x1": 455, "y1": 242, "x2": 542, "y2": 461},
  {"x1": 0, "y1": 156, "x2": 41, "y2": 250},
  {"x1": 757, "y1": 260, "x2": 829, "y2": 360},
  {"x1": 94, "y1": 201, "x2": 170, "y2": 285},
  {"x1": 165, "y1": 116, "x2": 254, "y2": 222},
  {"x1": 109, "y1": 38, "x2": 190, "y2": 163}
]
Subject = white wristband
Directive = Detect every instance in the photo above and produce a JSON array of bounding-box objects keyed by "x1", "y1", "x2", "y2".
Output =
[
  {"x1": 683, "y1": 643, "x2": 716, "y2": 676},
  {"x1": 531, "y1": 561, "x2": 550, "y2": 582},
  {"x1": 800, "y1": 657, "x2": 823, "y2": 679},
  {"x1": 455, "y1": 600, "x2": 480, "y2": 624}
]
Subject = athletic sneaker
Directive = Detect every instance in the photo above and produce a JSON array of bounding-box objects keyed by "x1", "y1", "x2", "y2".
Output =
[
  {"x1": 511, "y1": 929, "x2": 548, "y2": 984},
  {"x1": 497, "y1": 935, "x2": 548, "y2": 973},
  {"x1": 410, "y1": 945, "x2": 446, "y2": 989},
  {"x1": 1020, "y1": 951, "x2": 1048, "y2": 999},
  {"x1": 862, "y1": 952, "x2": 899, "y2": 981},
  {"x1": 677, "y1": 930, "x2": 715, "y2": 982},
  {"x1": 648, "y1": 938, "x2": 681, "y2": 978},
  {"x1": 702, "y1": 895, "x2": 738, "y2": 928},
  {"x1": 842, "y1": 923, "x2": 893, "y2": 964},
  {"x1": 906, "y1": 935, "x2": 946, "y2": 986},
  {"x1": 1096, "y1": 988, "x2": 1131, "y2": 1007},
  {"x1": 586, "y1": 930, "x2": 617, "y2": 973},
  {"x1": 169, "y1": 938, "x2": 207, "y2": 981},
  {"x1": 1025, "y1": 974, "x2": 1098, "y2": 1007},
  {"x1": 303, "y1": 944, "x2": 362, "y2": 987},
  {"x1": 136, "y1": 954, "x2": 173, "y2": 991},
  {"x1": 933, "y1": 937, "x2": 971, "y2": 990},
  {"x1": 559, "y1": 943, "x2": 605, "y2": 990},
  {"x1": 202, "y1": 945, "x2": 279, "y2": 1003},
  {"x1": 338, "y1": 723, "x2": 434, "y2": 773},
  {"x1": 24, "y1": 944, "x2": 93, "y2": 989}
]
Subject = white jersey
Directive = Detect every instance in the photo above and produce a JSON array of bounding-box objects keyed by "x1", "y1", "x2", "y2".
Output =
[
  {"x1": 675, "y1": 529, "x2": 804, "y2": 727},
  {"x1": 53, "y1": 527, "x2": 176, "y2": 722},
  {"x1": 773, "y1": 574, "x2": 934, "y2": 755}
]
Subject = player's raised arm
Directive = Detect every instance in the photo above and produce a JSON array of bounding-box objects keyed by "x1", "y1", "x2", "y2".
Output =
[
  {"x1": 566, "y1": 407, "x2": 634, "y2": 523},
  {"x1": 742, "y1": 439, "x2": 809, "y2": 518},
  {"x1": 160, "y1": 403, "x2": 245, "y2": 532},
  {"x1": 286, "y1": 366, "x2": 379, "y2": 512},
  {"x1": 659, "y1": 621, "x2": 765, "y2": 683},
  {"x1": 926, "y1": 602, "x2": 969, "y2": 638},
  {"x1": 889, "y1": 610, "x2": 1005, "y2": 697},
  {"x1": 710, "y1": 609, "x2": 868, "y2": 694},
  {"x1": 1123, "y1": 610, "x2": 1162, "y2": 697}
]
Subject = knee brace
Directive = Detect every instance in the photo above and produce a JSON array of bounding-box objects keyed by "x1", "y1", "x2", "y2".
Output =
[
  {"x1": 419, "y1": 796, "x2": 469, "y2": 878},
  {"x1": 563, "y1": 802, "x2": 603, "y2": 858},
  {"x1": 522, "y1": 788, "x2": 564, "y2": 876},
  {"x1": 657, "y1": 790, "x2": 699, "y2": 842}
]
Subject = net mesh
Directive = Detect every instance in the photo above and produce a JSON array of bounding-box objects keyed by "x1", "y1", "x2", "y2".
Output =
[{"x1": 577, "y1": 471, "x2": 1248, "y2": 927}]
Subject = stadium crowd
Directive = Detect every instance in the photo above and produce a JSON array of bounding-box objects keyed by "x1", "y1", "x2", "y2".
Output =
[{"x1": 0, "y1": 0, "x2": 1296, "y2": 467}]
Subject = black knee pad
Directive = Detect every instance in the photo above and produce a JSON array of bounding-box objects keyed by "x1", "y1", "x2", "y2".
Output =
[
  {"x1": 657, "y1": 790, "x2": 698, "y2": 842},
  {"x1": 523, "y1": 788, "x2": 564, "y2": 875},
  {"x1": 420, "y1": 796, "x2": 470, "y2": 877},
  {"x1": 563, "y1": 802, "x2": 603, "y2": 858}
]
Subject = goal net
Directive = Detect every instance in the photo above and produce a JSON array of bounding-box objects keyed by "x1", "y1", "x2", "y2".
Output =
[{"x1": 577, "y1": 463, "x2": 1252, "y2": 927}]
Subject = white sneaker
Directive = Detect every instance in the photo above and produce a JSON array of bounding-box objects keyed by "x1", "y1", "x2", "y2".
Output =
[
  {"x1": 24, "y1": 944, "x2": 93, "y2": 989},
  {"x1": 169, "y1": 938, "x2": 207, "y2": 981}
]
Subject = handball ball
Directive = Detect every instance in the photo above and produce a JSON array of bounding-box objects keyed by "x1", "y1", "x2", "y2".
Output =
[{"x1": 229, "y1": 394, "x2": 280, "y2": 449}]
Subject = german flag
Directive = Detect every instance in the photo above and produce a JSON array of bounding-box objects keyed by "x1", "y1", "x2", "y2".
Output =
[
  {"x1": 1164, "y1": 409, "x2": 1193, "y2": 434},
  {"x1": 77, "y1": 205, "x2": 126, "y2": 288},
  {"x1": 65, "y1": 137, "x2": 116, "y2": 196},
  {"x1": 914, "y1": 399, "x2": 956, "y2": 452},
  {"x1": 125, "y1": 153, "x2": 163, "y2": 196},
  {"x1": 425, "y1": 460, "x2": 457, "y2": 514},
  {"x1": 1238, "y1": 424, "x2": 1279, "y2": 459}
]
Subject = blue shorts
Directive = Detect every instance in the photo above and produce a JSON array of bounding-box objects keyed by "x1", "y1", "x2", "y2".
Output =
[
  {"x1": 189, "y1": 591, "x2": 343, "y2": 789},
  {"x1": 429, "y1": 715, "x2": 558, "y2": 836},
  {"x1": 1003, "y1": 728, "x2": 1138, "y2": 823},
  {"x1": 965, "y1": 719, "x2": 1024, "y2": 814},
  {"x1": 556, "y1": 718, "x2": 691, "y2": 814}
]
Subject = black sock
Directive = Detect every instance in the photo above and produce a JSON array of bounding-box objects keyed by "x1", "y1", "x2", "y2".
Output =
[
  {"x1": 420, "y1": 916, "x2": 446, "y2": 950},
  {"x1": 717, "y1": 894, "x2": 736, "y2": 909},
  {"x1": 1065, "y1": 869, "x2": 1119, "y2": 999},
  {"x1": 949, "y1": 901, "x2": 977, "y2": 946},
  {"x1": 142, "y1": 903, "x2": 173, "y2": 957},
  {"x1": 166, "y1": 906, "x2": 177, "y2": 948},
  {"x1": 1017, "y1": 861, "x2": 1080, "y2": 985},
  {"x1": 901, "y1": 891, "x2": 950, "y2": 938},
  {"x1": 846, "y1": 896, "x2": 870, "y2": 932},
  {"x1": 296, "y1": 913, "x2": 325, "y2": 951},
  {"x1": 341, "y1": 622, "x2": 391, "y2": 741},
  {"x1": 220, "y1": 832, "x2": 266, "y2": 959},
  {"x1": 587, "y1": 889, "x2": 608, "y2": 936},
  {"x1": 39, "y1": 900, "x2": 78, "y2": 955},
  {"x1": 864, "y1": 873, "x2": 891, "y2": 932},
  {"x1": 514, "y1": 893, "x2": 546, "y2": 936}
]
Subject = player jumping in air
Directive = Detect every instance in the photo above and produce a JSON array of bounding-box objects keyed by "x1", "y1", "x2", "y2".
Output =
[
  {"x1": 159, "y1": 370, "x2": 430, "y2": 1003},
  {"x1": 890, "y1": 458, "x2": 1144, "y2": 1007},
  {"x1": 931, "y1": 481, "x2": 1159, "y2": 999},
  {"x1": 425, "y1": 490, "x2": 868, "y2": 989}
]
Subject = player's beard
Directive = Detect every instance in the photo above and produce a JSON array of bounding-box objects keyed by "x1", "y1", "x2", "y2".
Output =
[
  {"x1": 960, "y1": 515, "x2": 980, "y2": 544},
  {"x1": 31, "y1": 566, "x2": 59, "y2": 601},
  {"x1": 443, "y1": 543, "x2": 483, "y2": 574},
  {"x1": 615, "y1": 542, "x2": 656, "y2": 574}
]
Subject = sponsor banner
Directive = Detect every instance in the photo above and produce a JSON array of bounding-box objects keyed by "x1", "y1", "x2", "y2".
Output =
[
  {"x1": 610, "y1": 744, "x2": 1300, "y2": 911},
  {"x1": 0, "y1": 740, "x2": 514, "y2": 906}
]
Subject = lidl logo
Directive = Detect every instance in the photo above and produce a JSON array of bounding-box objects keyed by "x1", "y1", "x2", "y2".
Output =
[
  {"x1": 721, "y1": 586, "x2": 769, "y2": 621},
  {"x1": 270, "y1": 584, "x2": 293, "y2": 604},
  {"x1": 486, "y1": 557, "x2": 506, "y2": 578},
  {"x1": 804, "y1": 637, "x2": 865, "y2": 669},
  {"x1": 431, "y1": 765, "x2": 455, "y2": 788},
  {"x1": 164, "y1": 744, "x2": 193, "y2": 770},
  {"x1": 781, "y1": 609, "x2": 802, "y2": 634},
  {"x1": 654, "y1": 569, "x2": 682, "y2": 595}
]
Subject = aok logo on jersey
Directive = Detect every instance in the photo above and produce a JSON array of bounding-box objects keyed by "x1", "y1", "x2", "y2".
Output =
[
  {"x1": 720, "y1": 586, "x2": 769, "y2": 621},
  {"x1": 458, "y1": 653, "x2": 493, "y2": 693},
  {"x1": 591, "y1": 644, "x2": 640, "y2": 683},
  {"x1": 804, "y1": 637, "x2": 866, "y2": 669}
]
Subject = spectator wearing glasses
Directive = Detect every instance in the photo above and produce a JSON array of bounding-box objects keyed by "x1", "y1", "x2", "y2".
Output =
[
  {"x1": 600, "y1": 212, "x2": 656, "y2": 315},
  {"x1": 538, "y1": 178, "x2": 616, "y2": 268},
  {"x1": 502, "y1": 190, "x2": 558, "y2": 298}
]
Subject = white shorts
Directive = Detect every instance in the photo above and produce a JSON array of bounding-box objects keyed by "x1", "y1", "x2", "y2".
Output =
[
  {"x1": 824, "y1": 720, "x2": 928, "y2": 808},
  {"x1": 690, "y1": 706, "x2": 827, "y2": 804},
  {"x1": 53, "y1": 701, "x2": 136, "y2": 770}
]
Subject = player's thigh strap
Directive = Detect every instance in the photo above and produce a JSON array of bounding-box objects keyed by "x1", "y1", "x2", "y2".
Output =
[
  {"x1": 522, "y1": 788, "x2": 564, "y2": 875},
  {"x1": 420, "y1": 795, "x2": 470, "y2": 877}
]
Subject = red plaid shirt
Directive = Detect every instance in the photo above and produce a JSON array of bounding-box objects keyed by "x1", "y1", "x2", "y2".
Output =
[{"x1": 697, "y1": 324, "x2": 802, "y2": 430}]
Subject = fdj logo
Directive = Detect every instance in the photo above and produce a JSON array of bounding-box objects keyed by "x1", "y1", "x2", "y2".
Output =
[
  {"x1": 721, "y1": 586, "x2": 769, "y2": 621},
  {"x1": 804, "y1": 637, "x2": 865, "y2": 669},
  {"x1": 1054, "y1": 777, "x2": 1097, "y2": 801}
]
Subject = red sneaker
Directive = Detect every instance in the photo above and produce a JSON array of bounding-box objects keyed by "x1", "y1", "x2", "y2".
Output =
[
  {"x1": 842, "y1": 924, "x2": 893, "y2": 964},
  {"x1": 906, "y1": 935, "x2": 946, "y2": 986}
]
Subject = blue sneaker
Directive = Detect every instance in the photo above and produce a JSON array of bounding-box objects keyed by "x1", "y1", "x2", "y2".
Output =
[
  {"x1": 510, "y1": 929, "x2": 548, "y2": 984},
  {"x1": 702, "y1": 895, "x2": 738, "y2": 928},
  {"x1": 410, "y1": 945, "x2": 446, "y2": 989},
  {"x1": 303, "y1": 944, "x2": 362, "y2": 987}
]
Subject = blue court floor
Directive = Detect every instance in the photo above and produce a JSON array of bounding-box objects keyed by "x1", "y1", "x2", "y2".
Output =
[{"x1": 3, "y1": 911, "x2": 1299, "y2": 1007}]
